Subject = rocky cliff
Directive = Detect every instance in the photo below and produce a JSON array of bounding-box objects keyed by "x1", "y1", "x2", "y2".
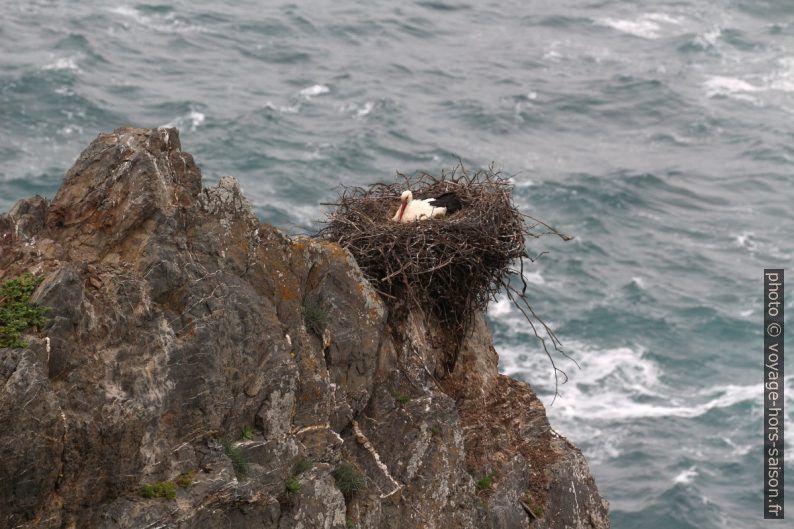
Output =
[{"x1": 0, "y1": 128, "x2": 609, "y2": 529}]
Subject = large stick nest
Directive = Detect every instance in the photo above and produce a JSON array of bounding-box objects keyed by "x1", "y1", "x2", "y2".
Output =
[{"x1": 321, "y1": 165, "x2": 571, "y2": 378}]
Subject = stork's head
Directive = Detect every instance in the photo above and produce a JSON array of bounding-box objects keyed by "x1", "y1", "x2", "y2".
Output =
[{"x1": 396, "y1": 190, "x2": 412, "y2": 221}]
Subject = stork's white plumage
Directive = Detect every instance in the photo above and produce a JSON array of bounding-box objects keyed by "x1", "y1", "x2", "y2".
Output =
[
  {"x1": 392, "y1": 190, "x2": 462, "y2": 223},
  {"x1": 392, "y1": 190, "x2": 444, "y2": 222}
]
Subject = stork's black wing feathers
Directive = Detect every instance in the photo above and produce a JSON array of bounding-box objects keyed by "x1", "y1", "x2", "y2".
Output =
[{"x1": 429, "y1": 192, "x2": 463, "y2": 214}]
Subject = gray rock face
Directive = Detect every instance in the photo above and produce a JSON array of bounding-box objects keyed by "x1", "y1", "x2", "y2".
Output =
[{"x1": 0, "y1": 128, "x2": 609, "y2": 529}]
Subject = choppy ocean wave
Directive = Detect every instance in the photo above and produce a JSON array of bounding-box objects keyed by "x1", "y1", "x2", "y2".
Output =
[{"x1": 598, "y1": 13, "x2": 685, "y2": 40}]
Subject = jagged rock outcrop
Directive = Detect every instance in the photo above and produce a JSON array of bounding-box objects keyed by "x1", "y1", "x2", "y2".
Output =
[{"x1": 0, "y1": 128, "x2": 609, "y2": 529}]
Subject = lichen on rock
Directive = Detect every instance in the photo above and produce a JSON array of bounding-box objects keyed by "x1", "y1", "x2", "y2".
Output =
[{"x1": 0, "y1": 127, "x2": 609, "y2": 529}]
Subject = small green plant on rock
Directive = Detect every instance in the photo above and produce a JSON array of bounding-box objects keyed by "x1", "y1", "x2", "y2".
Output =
[
  {"x1": 524, "y1": 491, "x2": 544, "y2": 517},
  {"x1": 331, "y1": 462, "x2": 365, "y2": 500},
  {"x1": 0, "y1": 274, "x2": 48, "y2": 348},
  {"x1": 285, "y1": 477, "x2": 301, "y2": 497},
  {"x1": 176, "y1": 470, "x2": 195, "y2": 489},
  {"x1": 140, "y1": 480, "x2": 176, "y2": 499},
  {"x1": 222, "y1": 439, "x2": 249, "y2": 478},
  {"x1": 392, "y1": 391, "x2": 410, "y2": 404},
  {"x1": 476, "y1": 475, "x2": 493, "y2": 492},
  {"x1": 241, "y1": 425, "x2": 254, "y2": 440},
  {"x1": 302, "y1": 298, "x2": 328, "y2": 337},
  {"x1": 285, "y1": 477, "x2": 300, "y2": 496},
  {"x1": 430, "y1": 424, "x2": 442, "y2": 437},
  {"x1": 346, "y1": 517, "x2": 355, "y2": 528}
]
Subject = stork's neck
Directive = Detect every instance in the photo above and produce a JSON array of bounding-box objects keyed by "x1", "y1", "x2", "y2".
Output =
[{"x1": 397, "y1": 201, "x2": 407, "y2": 221}]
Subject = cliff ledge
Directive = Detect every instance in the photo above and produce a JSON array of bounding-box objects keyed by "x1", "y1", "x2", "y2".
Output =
[{"x1": 0, "y1": 128, "x2": 609, "y2": 529}]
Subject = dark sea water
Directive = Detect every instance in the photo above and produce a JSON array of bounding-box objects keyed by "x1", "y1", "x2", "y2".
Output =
[{"x1": 2, "y1": 1, "x2": 792, "y2": 527}]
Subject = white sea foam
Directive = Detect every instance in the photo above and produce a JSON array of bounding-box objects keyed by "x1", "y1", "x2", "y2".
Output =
[
  {"x1": 188, "y1": 111, "x2": 205, "y2": 129},
  {"x1": 704, "y1": 76, "x2": 761, "y2": 98},
  {"x1": 356, "y1": 101, "x2": 374, "y2": 117},
  {"x1": 266, "y1": 101, "x2": 300, "y2": 113},
  {"x1": 511, "y1": 177, "x2": 536, "y2": 188},
  {"x1": 110, "y1": 6, "x2": 143, "y2": 22},
  {"x1": 672, "y1": 466, "x2": 698, "y2": 485},
  {"x1": 636, "y1": 210, "x2": 662, "y2": 222},
  {"x1": 642, "y1": 13, "x2": 683, "y2": 25},
  {"x1": 734, "y1": 230, "x2": 754, "y2": 248},
  {"x1": 60, "y1": 124, "x2": 84, "y2": 135},
  {"x1": 543, "y1": 49, "x2": 563, "y2": 62},
  {"x1": 299, "y1": 84, "x2": 330, "y2": 98},
  {"x1": 496, "y1": 315, "x2": 794, "y2": 469},
  {"x1": 109, "y1": 6, "x2": 204, "y2": 34},
  {"x1": 694, "y1": 27, "x2": 722, "y2": 49},
  {"x1": 599, "y1": 18, "x2": 661, "y2": 39},
  {"x1": 705, "y1": 58, "x2": 794, "y2": 105},
  {"x1": 732, "y1": 230, "x2": 792, "y2": 260},
  {"x1": 765, "y1": 57, "x2": 794, "y2": 92},
  {"x1": 498, "y1": 331, "x2": 787, "y2": 423},
  {"x1": 341, "y1": 100, "x2": 375, "y2": 117},
  {"x1": 488, "y1": 297, "x2": 513, "y2": 318},
  {"x1": 161, "y1": 110, "x2": 205, "y2": 132},
  {"x1": 42, "y1": 57, "x2": 79, "y2": 71},
  {"x1": 597, "y1": 13, "x2": 683, "y2": 40}
]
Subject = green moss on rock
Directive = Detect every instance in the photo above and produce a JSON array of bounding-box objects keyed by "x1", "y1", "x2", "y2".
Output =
[
  {"x1": 0, "y1": 274, "x2": 47, "y2": 348},
  {"x1": 140, "y1": 480, "x2": 176, "y2": 499}
]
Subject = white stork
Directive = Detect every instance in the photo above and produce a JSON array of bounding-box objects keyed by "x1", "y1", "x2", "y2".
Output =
[{"x1": 392, "y1": 190, "x2": 462, "y2": 223}]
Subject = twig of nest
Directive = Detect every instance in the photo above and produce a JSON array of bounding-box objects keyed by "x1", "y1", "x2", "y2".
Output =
[{"x1": 321, "y1": 164, "x2": 574, "y2": 397}]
